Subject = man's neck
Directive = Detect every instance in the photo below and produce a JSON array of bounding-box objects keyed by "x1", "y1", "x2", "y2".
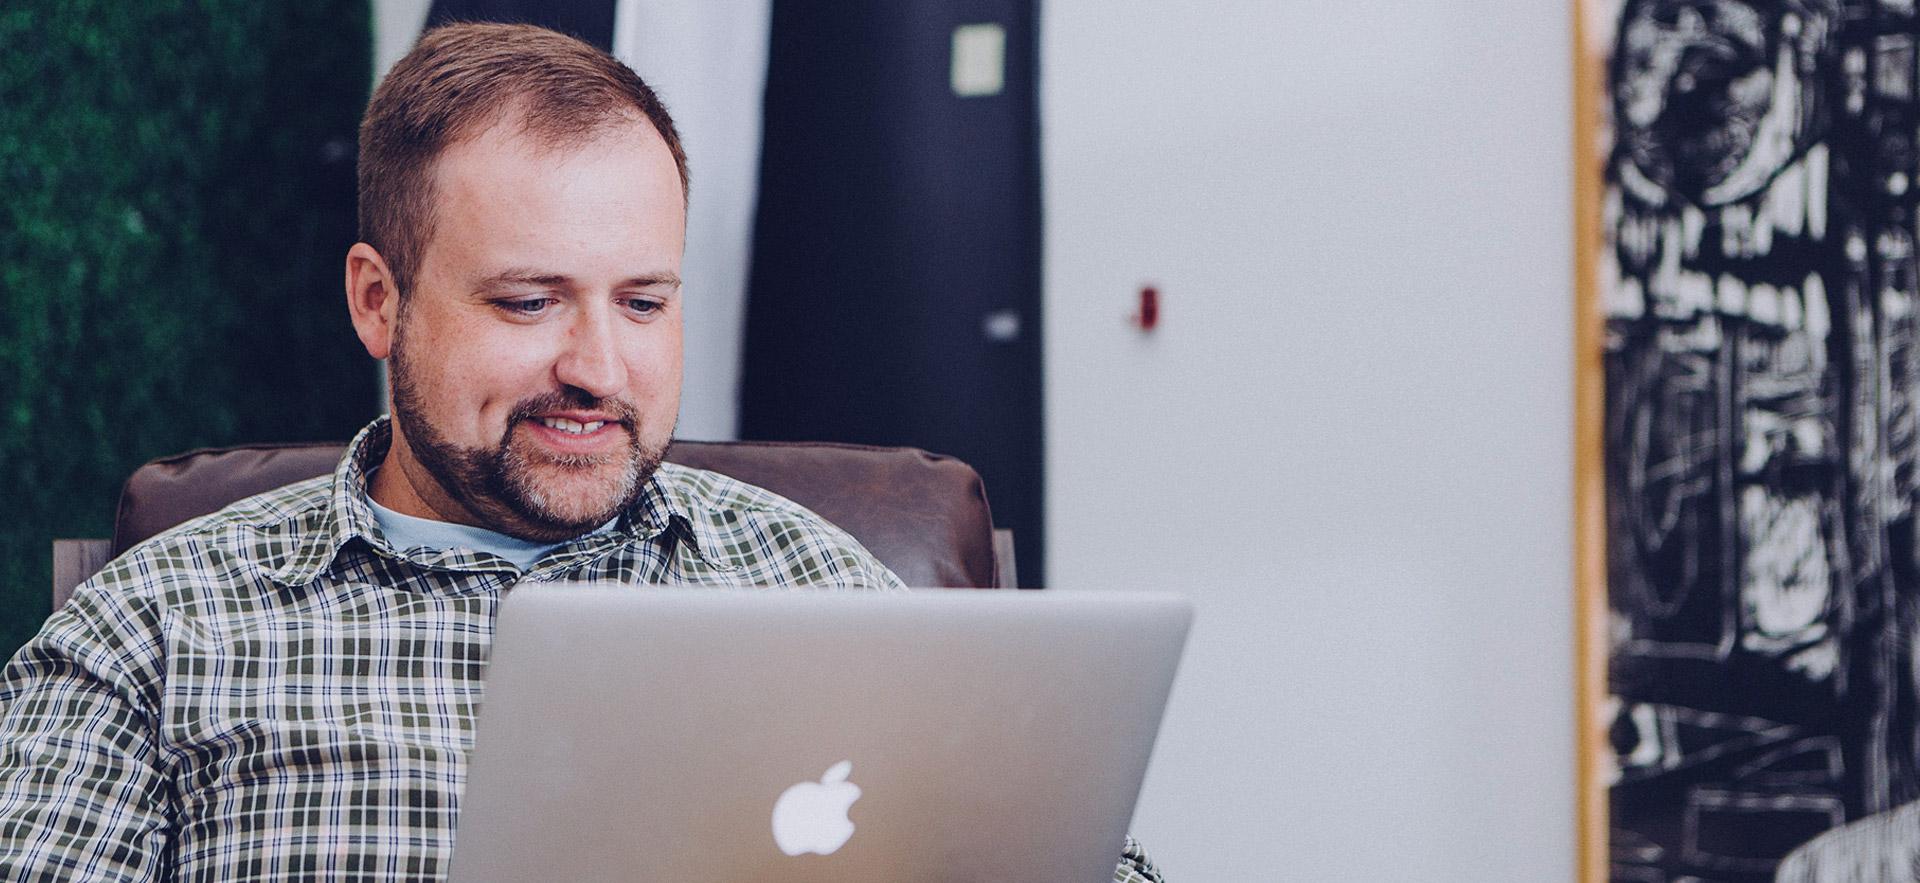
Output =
[
  {"x1": 364, "y1": 490, "x2": 577, "y2": 570},
  {"x1": 368, "y1": 428, "x2": 485, "y2": 528}
]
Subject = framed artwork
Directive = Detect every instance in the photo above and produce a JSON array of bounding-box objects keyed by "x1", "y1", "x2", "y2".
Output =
[{"x1": 1577, "y1": 1, "x2": 1920, "y2": 879}]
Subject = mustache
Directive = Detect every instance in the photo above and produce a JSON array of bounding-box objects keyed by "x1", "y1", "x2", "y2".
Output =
[{"x1": 506, "y1": 390, "x2": 641, "y2": 430}]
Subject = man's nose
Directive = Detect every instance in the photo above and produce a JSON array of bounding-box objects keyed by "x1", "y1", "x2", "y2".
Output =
[{"x1": 554, "y1": 308, "x2": 626, "y2": 399}]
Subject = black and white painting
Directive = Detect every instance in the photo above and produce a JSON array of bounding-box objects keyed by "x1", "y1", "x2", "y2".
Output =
[{"x1": 1598, "y1": 0, "x2": 1920, "y2": 879}]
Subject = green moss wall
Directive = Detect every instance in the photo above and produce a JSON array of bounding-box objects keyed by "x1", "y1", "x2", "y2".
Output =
[{"x1": 0, "y1": 2, "x2": 377, "y2": 657}]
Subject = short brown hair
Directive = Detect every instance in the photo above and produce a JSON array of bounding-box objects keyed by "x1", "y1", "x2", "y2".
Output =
[{"x1": 357, "y1": 22, "x2": 688, "y2": 295}]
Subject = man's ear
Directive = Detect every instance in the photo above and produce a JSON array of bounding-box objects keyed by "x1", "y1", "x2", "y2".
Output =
[{"x1": 346, "y1": 243, "x2": 402, "y2": 360}]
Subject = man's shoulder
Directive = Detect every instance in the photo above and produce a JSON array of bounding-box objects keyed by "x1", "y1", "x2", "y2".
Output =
[
  {"x1": 653, "y1": 461, "x2": 818, "y2": 519},
  {"x1": 87, "y1": 474, "x2": 335, "y2": 592},
  {"x1": 651, "y1": 462, "x2": 904, "y2": 589},
  {"x1": 652, "y1": 461, "x2": 854, "y2": 544},
  {"x1": 135, "y1": 473, "x2": 333, "y2": 552},
  {"x1": 38, "y1": 474, "x2": 339, "y2": 663}
]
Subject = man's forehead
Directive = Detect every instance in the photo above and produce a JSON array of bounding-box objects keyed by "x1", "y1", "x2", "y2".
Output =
[
  {"x1": 411, "y1": 109, "x2": 687, "y2": 279},
  {"x1": 434, "y1": 108, "x2": 670, "y2": 181}
]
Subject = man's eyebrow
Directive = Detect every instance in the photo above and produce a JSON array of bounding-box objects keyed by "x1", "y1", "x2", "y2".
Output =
[
  {"x1": 622, "y1": 272, "x2": 682, "y2": 289},
  {"x1": 471, "y1": 270, "x2": 682, "y2": 291},
  {"x1": 473, "y1": 270, "x2": 571, "y2": 291}
]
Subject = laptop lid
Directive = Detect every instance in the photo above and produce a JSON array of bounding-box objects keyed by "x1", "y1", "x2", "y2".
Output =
[{"x1": 447, "y1": 586, "x2": 1191, "y2": 883}]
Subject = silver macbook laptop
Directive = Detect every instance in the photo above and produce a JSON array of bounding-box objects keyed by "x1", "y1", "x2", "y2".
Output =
[{"x1": 447, "y1": 586, "x2": 1192, "y2": 883}]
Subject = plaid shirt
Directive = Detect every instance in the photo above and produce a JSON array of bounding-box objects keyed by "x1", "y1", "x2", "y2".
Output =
[{"x1": 0, "y1": 419, "x2": 1164, "y2": 882}]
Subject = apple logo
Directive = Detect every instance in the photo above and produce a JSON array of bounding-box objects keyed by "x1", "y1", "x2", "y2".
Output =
[{"x1": 771, "y1": 760, "x2": 862, "y2": 857}]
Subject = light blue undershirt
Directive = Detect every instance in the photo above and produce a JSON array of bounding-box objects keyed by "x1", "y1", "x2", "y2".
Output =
[{"x1": 365, "y1": 470, "x2": 616, "y2": 570}]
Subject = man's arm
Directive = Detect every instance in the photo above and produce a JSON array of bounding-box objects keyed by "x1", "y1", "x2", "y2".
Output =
[
  {"x1": 0, "y1": 580, "x2": 171, "y2": 881},
  {"x1": 1773, "y1": 800, "x2": 1920, "y2": 882},
  {"x1": 1114, "y1": 834, "x2": 1166, "y2": 882}
]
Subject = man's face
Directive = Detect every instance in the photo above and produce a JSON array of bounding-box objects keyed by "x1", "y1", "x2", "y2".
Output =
[{"x1": 383, "y1": 115, "x2": 686, "y2": 542}]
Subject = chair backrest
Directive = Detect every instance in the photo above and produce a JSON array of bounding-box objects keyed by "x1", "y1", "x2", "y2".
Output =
[{"x1": 106, "y1": 439, "x2": 1003, "y2": 590}]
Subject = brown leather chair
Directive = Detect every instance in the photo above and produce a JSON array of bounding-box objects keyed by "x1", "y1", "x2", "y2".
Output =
[{"x1": 53, "y1": 440, "x2": 1016, "y2": 609}]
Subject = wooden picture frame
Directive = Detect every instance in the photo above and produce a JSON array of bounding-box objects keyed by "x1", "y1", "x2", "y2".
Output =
[
  {"x1": 1576, "y1": 1, "x2": 1920, "y2": 880},
  {"x1": 1573, "y1": 2, "x2": 1608, "y2": 881}
]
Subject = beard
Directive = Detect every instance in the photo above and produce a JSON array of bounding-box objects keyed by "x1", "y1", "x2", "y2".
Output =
[{"x1": 387, "y1": 337, "x2": 669, "y2": 543}]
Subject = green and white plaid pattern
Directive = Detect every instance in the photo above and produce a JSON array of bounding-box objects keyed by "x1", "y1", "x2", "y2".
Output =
[{"x1": 0, "y1": 418, "x2": 1163, "y2": 881}]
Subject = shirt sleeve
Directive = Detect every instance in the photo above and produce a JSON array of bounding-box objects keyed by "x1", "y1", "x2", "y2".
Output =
[
  {"x1": 0, "y1": 577, "x2": 172, "y2": 881},
  {"x1": 852, "y1": 548, "x2": 908, "y2": 592},
  {"x1": 1114, "y1": 834, "x2": 1167, "y2": 883}
]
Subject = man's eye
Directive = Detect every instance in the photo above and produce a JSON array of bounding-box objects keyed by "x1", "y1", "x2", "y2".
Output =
[
  {"x1": 498, "y1": 298, "x2": 554, "y2": 315},
  {"x1": 624, "y1": 298, "x2": 664, "y2": 317}
]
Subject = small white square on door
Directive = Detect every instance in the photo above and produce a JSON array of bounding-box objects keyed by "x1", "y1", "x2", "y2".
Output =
[{"x1": 951, "y1": 23, "x2": 1006, "y2": 97}]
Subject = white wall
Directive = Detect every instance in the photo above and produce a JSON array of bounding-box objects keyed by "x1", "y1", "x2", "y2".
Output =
[
  {"x1": 1041, "y1": 2, "x2": 1574, "y2": 879},
  {"x1": 613, "y1": 0, "x2": 770, "y2": 441},
  {"x1": 372, "y1": 0, "x2": 430, "y2": 88}
]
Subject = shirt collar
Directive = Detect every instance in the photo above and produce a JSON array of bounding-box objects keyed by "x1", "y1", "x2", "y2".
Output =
[
  {"x1": 265, "y1": 419, "x2": 387, "y2": 586},
  {"x1": 267, "y1": 417, "x2": 729, "y2": 585},
  {"x1": 637, "y1": 462, "x2": 740, "y2": 573}
]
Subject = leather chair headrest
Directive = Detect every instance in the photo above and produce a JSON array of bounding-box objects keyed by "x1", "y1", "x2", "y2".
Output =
[{"x1": 114, "y1": 439, "x2": 1000, "y2": 588}]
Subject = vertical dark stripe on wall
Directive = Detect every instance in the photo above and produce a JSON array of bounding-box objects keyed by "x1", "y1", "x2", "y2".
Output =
[
  {"x1": 425, "y1": 0, "x2": 617, "y2": 50},
  {"x1": 740, "y1": 1, "x2": 1046, "y2": 585}
]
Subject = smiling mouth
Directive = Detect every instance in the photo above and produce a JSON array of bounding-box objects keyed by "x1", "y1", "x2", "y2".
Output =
[{"x1": 538, "y1": 417, "x2": 608, "y2": 435}]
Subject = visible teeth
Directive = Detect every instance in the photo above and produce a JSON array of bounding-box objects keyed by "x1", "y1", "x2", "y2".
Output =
[{"x1": 539, "y1": 418, "x2": 605, "y2": 434}]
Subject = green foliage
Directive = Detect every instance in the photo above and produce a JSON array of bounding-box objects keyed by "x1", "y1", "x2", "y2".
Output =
[{"x1": 0, "y1": 2, "x2": 377, "y2": 657}]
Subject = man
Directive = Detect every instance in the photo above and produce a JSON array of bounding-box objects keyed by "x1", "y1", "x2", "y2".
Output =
[{"x1": 0, "y1": 23, "x2": 1164, "y2": 882}]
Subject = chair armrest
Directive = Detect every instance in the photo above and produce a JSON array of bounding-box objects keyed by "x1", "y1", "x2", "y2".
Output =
[
  {"x1": 52, "y1": 539, "x2": 113, "y2": 612},
  {"x1": 993, "y1": 529, "x2": 1018, "y2": 588}
]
